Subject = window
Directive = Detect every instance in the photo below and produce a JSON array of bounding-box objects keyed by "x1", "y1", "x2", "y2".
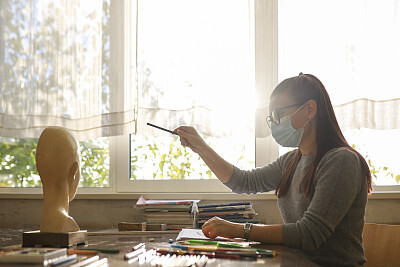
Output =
[
  {"x1": 1, "y1": 0, "x2": 399, "y2": 194},
  {"x1": 278, "y1": 0, "x2": 400, "y2": 187},
  {"x1": 0, "y1": 0, "x2": 111, "y2": 189},
  {"x1": 129, "y1": 0, "x2": 255, "y2": 182},
  {"x1": 0, "y1": 0, "x2": 256, "y2": 193}
]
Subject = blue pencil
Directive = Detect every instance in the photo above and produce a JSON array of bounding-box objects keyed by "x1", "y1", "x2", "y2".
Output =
[{"x1": 51, "y1": 254, "x2": 77, "y2": 266}]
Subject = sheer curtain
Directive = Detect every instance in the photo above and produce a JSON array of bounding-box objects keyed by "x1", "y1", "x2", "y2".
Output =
[
  {"x1": 134, "y1": 0, "x2": 254, "y2": 138},
  {"x1": 278, "y1": 0, "x2": 400, "y2": 132},
  {"x1": 0, "y1": 0, "x2": 255, "y2": 141},
  {"x1": 0, "y1": 0, "x2": 136, "y2": 141}
]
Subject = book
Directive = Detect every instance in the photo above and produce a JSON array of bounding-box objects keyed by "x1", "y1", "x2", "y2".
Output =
[
  {"x1": 198, "y1": 201, "x2": 257, "y2": 224},
  {"x1": 135, "y1": 195, "x2": 198, "y2": 207},
  {"x1": 197, "y1": 202, "x2": 251, "y2": 209},
  {"x1": 143, "y1": 207, "x2": 192, "y2": 212},
  {"x1": 137, "y1": 205, "x2": 193, "y2": 211},
  {"x1": 136, "y1": 196, "x2": 200, "y2": 229},
  {"x1": 144, "y1": 211, "x2": 191, "y2": 217},
  {"x1": 146, "y1": 218, "x2": 193, "y2": 224},
  {"x1": 199, "y1": 208, "x2": 256, "y2": 216},
  {"x1": 198, "y1": 219, "x2": 260, "y2": 227},
  {"x1": 198, "y1": 204, "x2": 253, "y2": 212},
  {"x1": 166, "y1": 224, "x2": 194, "y2": 230},
  {"x1": 199, "y1": 216, "x2": 255, "y2": 221},
  {"x1": 0, "y1": 248, "x2": 67, "y2": 265}
]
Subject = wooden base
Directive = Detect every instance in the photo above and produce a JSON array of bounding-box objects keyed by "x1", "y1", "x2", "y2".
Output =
[
  {"x1": 118, "y1": 222, "x2": 167, "y2": 231},
  {"x1": 22, "y1": 230, "x2": 87, "y2": 248},
  {"x1": 118, "y1": 222, "x2": 146, "y2": 231},
  {"x1": 146, "y1": 224, "x2": 167, "y2": 231}
]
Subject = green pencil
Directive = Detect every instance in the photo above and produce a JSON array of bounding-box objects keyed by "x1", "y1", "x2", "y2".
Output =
[{"x1": 77, "y1": 248, "x2": 120, "y2": 254}]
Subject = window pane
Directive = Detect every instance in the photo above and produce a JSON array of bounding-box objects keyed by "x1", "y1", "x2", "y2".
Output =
[
  {"x1": 80, "y1": 137, "x2": 110, "y2": 187},
  {"x1": 344, "y1": 129, "x2": 400, "y2": 186},
  {"x1": 278, "y1": 0, "x2": 400, "y2": 105},
  {"x1": 278, "y1": 0, "x2": 400, "y2": 186},
  {"x1": 130, "y1": 134, "x2": 254, "y2": 180},
  {"x1": 0, "y1": 137, "x2": 110, "y2": 187},
  {"x1": 131, "y1": 0, "x2": 255, "y2": 180}
]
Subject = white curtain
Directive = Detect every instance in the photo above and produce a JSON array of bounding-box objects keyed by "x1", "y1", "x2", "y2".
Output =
[
  {"x1": 0, "y1": 0, "x2": 255, "y2": 141},
  {"x1": 134, "y1": 0, "x2": 254, "y2": 138},
  {"x1": 278, "y1": 0, "x2": 400, "y2": 132},
  {"x1": 0, "y1": 0, "x2": 136, "y2": 141}
]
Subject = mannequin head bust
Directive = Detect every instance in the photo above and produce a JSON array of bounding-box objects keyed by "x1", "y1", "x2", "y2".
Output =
[{"x1": 36, "y1": 126, "x2": 81, "y2": 233}]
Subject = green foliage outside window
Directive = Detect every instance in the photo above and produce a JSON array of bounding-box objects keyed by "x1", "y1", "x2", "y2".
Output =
[
  {"x1": 0, "y1": 135, "x2": 399, "y2": 187},
  {"x1": 0, "y1": 138, "x2": 38, "y2": 187},
  {"x1": 130, "y1": 135, "x2": 254, "y2": 180},
  {"x1": 0, "y1": 138, "x2": 109, "y2": 188},
  {"x1": 130, "y1": 135, "x2": 215, "y2": 180}
]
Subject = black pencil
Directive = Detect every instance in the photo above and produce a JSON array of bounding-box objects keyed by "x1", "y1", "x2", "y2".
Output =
[{"x1": 147, "y1": 123, "x2": 178, "y2": 135}]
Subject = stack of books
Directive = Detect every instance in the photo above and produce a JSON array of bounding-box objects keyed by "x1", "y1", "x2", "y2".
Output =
[
  {"x1": 197, "y1": 201, "x2": 259, "y2": 227},
  {"x1": 135, "y1": 196, "x2": 198, "y2": 230}
]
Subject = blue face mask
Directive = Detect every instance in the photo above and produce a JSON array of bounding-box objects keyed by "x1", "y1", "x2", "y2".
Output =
[{"x1": 270, "y1": 105, "x2": 309, "y2": 147}]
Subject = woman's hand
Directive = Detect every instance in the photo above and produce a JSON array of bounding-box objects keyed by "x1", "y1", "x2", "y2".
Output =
[
  {"x1": 174, "y1": 125, "x2": 234, "y2": 183},
  {"x1": 201, "y1": 217, "x2": 243, "y2": 239},
  {"x1": 174, "y1": 126, "x2": 208, "y2": 154}
]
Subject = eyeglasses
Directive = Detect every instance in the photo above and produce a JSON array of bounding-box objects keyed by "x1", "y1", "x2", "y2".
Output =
[{"x1": 266, "y1": 103, "x2": 304, "y2": 128}]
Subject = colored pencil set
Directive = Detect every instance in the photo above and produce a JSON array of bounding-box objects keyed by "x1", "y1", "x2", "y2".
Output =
[{"x1": 171, "y1": 239, "x2": 276, "y2": 259}]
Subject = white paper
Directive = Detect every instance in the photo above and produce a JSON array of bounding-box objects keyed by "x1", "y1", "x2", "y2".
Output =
[{"x1": 176, "y1": 228, "x2": 229, "y2": 241}]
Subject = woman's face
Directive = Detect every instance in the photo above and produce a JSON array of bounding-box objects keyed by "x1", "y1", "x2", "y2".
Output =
[{"x1": 269, "y1": 92, "x2": 309, "y2": 130}]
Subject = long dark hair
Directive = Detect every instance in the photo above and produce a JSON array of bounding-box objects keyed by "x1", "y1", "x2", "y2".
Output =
[{"x1": 273, "y1": 73, "x2": 372, "y2": 198}]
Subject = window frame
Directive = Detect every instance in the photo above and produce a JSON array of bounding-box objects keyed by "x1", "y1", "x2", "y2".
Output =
[{"x1": 0, "y1": 0, "x2": 398, "y2": 196}]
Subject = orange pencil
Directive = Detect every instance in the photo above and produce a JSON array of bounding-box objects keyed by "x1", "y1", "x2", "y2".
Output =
[{"x1": 68, "y1": 249, "x2": 98, "y2": 255}]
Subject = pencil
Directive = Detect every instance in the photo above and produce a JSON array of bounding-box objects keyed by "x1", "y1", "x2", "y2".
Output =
[
  {"x1": 124, "y1": 247, "x2": 146, "y2": 260},
  {"x1": 50, "y1": 254, "x2": 78, "y2": 266},
  {"x1": 156, "y1": 248, "x2": 240, "y2": 259},
  {"x1": 77, "y1": 248, "x2": 120, "y2": 254},
  {"x1": 133, "y1": 242, "x2": 145, "y2": 251},
  {"x1": 68, "y1": 249, "x2": 98, "y2": 255},
  {"x1": 85, "y1": 257, "x2": 108, "y2": 267},
  {"x1": 68, "y1": 255, "x2": 100, "y2": 267},
  {"x1": 147, "y1": 123, "x2": 178, "y2": 135}
]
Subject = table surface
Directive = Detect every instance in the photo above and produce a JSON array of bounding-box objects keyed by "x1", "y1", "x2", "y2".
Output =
[{"x1": 0, "y1": 228, "x2": 320, "y2": 267}]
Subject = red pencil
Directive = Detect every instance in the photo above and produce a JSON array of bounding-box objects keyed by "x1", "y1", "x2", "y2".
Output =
[{"x1": 156, "y1": 248, "x2": 241, "y2": 259}]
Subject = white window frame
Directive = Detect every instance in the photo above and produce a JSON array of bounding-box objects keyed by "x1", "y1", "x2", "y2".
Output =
[{"x1": 115, "y1": 0, "x2": 279, "y2": 193}]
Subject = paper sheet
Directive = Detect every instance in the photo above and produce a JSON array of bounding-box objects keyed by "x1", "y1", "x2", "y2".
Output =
[{"x1": 176, "y1": 228, "x2": 229, "y2": 241}]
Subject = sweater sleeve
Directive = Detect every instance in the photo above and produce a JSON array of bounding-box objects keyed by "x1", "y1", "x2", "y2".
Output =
[
  {"x1": 223, "y1": 151, "x2": 295, "y2": 194},
  {"x1": 282, "y1": 148, "x2": 363, "y2": 251}
]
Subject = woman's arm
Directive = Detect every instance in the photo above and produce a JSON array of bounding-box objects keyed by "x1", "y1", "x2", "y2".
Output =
[
  {"x1": 201, "y1": 217, "x2": 283, "y2": 244},
  {"x1": 175, "y1": 125, "x2": 291, "y2": 191}
]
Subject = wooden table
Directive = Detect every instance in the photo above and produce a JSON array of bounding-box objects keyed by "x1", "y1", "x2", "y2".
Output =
[{"x1": 1, "y1": 229, "x2": 319, "y2": 266}]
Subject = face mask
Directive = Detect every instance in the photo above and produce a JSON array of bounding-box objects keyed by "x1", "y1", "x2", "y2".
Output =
[{"x1": 270, "y1": 105, "x2": 309, "y2": 147}]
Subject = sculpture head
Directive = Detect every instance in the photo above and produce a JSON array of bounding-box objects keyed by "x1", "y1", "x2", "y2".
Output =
[{"x1": 36, "y1": 127, "x2": 81, "y2": 202}]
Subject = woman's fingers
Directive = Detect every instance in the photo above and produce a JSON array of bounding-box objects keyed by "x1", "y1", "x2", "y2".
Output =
[
  {"x1": 175, "y1": 127, "x2": 205, "y2": 153},
  {"x1": 202, "y1": 217, "x2": 228, "y2": 239},
  {"x1": 180, "y1": 137, "x2": 189, "y2": 147},
  {"x1": 202, "y1": 224, "x2": 217, "y2": 239}
]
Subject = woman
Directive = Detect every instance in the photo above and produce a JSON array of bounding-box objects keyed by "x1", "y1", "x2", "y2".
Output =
[{"x1": 175, "y1": 73, "x2": 372, "y2": 266}]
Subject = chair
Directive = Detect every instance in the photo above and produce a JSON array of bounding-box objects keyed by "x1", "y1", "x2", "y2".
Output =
[{"x1": 363, "y1": 223, "x2": 400, "y2": 267}]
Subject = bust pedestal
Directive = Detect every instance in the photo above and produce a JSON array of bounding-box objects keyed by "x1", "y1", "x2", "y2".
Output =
[{"x1": 22, "y1": 230, "x2": 87, "y2": 248}]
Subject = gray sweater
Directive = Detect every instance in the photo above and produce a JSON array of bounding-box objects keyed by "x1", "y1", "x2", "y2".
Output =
[{"x1": 224, "y1": 147, "x2": 368, "y2": 266}]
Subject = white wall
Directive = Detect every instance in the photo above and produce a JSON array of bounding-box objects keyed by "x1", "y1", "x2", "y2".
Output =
[{"x1": 0, "y1": 197, "x2": 399, "y2": 229}]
